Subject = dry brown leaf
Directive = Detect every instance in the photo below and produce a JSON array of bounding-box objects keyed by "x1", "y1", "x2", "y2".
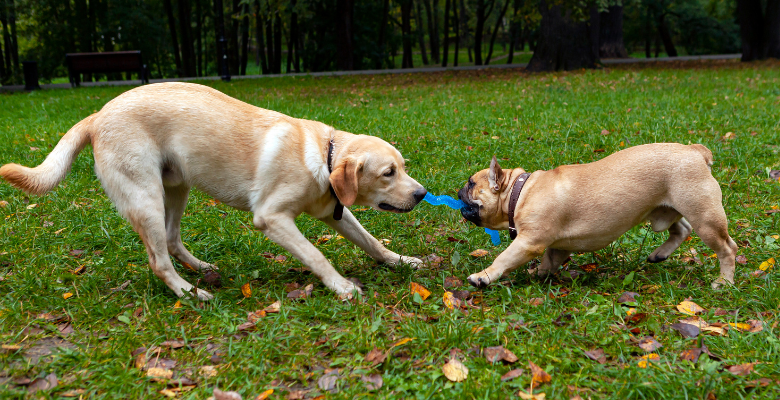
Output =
[
  {"x1": 584, "y1": 348, "x2": 606, "y2": 364},
  {"x1": 442, "y1": 357, "x2": 468, "y2": 382},
  {"x1": 241, "y1": 283, "x2": 252, "y2": 298},
  {"x1": 617, "y1": 292, "x2": 639, "y2": 304},
  {"x1": 263, "y1": 301, "x2": 281, "y2": 313},
  {"x1": 410, "y1": 282, "x2": 431, "y2": 300},
  {"x1": 213, "y1": 388, "x2": 243, "y2": 400},
  {"x1": 443, "y1": 276, "x2": 462, "y2": 288},
  {"x1": 702, "y1": 326, "x2": 727, "y2": 336},
  {"x1": 199, "y1": 365, "x2": 218, "y2": 378},
  {"x1": 637, "y1": 336, "x2": 663, "y2": 352},
  {"x1": 529, "y1": 361, "x2": 551, "y2": 387},
  {"x1": 670, "y1": 323, "x2": 700, "y2": 338},
  {"x1": 365, "y1": 348, "x2": 387, "y2": 365},
  {"x1": 529, "y1": 297, "x2": 544, "y2": 306},
  {"x1": 27, "y1": 373, "x2": 58, "y2": 393},
  {"x1": 160, "y1": 340, "x2": 186, "y2": 349},
  {"x1": 255, "y1": 389, "x2": 274, "y2": 400},
  {"x1": 746, "y1": 320, "x2": 764, "y2": 333},
  {"x1": 484, "y1": 346, "x2": 518, "y2": 363},
  {"x1": 469, "y1": 249, "x2": 489, "y2": 257},
  {"x1": 147, "y1": 368, "x2": 174, "y2": 379},
  {"x1": 361, "y1": 374, "x2": 383, "y2": 390},
  {"x1": 680, "y1": 347, "x2": 702, "y2": 363},
  {"x1": 443, "y1": 291, "x2": 461, "y2": 310},
  {"x1": 247, "y1": 310, "x2": 267, "y2": 323},
  {"x1": 288, "y1": 284, "x2": 314, "y2": 299},
  {"x1": 727, "y1": 362, "x2": 755, "y2": 376},
  {"x1": 501, "y1": 369, "x2": 524, "y2": 381},
  {"x1": 519, "y1": 390, "x2": 546, "y2": 399},
  {"x1": 677, "y1": 300, "x2": 705, "y2": 316}
]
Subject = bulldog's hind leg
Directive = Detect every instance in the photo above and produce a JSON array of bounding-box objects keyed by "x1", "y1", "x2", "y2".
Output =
[
  {"x1": 535, "y1": 248, "x2": 572, "y2": 277},
  {"x1": 646, "y1": 207, "x2": 691, "y2": 263},
  {"x1": 164, "y1": 184, "x2": 218, "y2": 273}
]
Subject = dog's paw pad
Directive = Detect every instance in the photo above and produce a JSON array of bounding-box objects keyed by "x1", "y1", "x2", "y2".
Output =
[
  {"x1": 402, "y1": 256, "x2": 424, "y2": 269},
  {"x1": 467, "y1": 274, "x2": 490, "y2": 288}
]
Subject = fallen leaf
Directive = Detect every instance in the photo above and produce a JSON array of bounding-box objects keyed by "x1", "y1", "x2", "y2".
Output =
[
  {"x1": 744, "y1": 378, "x2": 773, "y2": 388},
  {"x1": 443, "y1": 291, "x2": 461, "y2": 310},
  {"x1": 263, "y1": 301, "x2": 281, "y2": 313},
  {"x1": 579, "y1": 263, "x2": 598, "y2": 273},
  {"x1": 518, "y1": 391, "x2": 546, "y2": 400},
  {"x1": 361, "y1": 374, "x2": 383, "y2": 390},
  {"x1": 746, "y1": 319, "x2": 764, "y2": 333},
  {"x1": 317, "y1": 372, "x2": 339, "y2": 392},
  {"x1": 727, "y1": 362, "x2": 755, "y2": 376},
  {"x1": 423, "y1": 254, "x2": 444, "y2": 267},
  {"x1": 600, "y1": 129, "x2": 610, "y2": 135},
  {"x1": 444, "y1": 276, "x2": 462, "y2": 288},
  {"x1": 736, "y1": 255, "x2": 747, "y2": 265},
  {"x1": 442, "y1": 356, "x2": 468, "y2": 382},
  {"x1": 529, "y1": 297, "x2": 544, "y2": 306},
  {"x1": 501, "y1": 369, "x2": 524, "y2": 381},
  {"x1": 72, "y1": 265, "x2": 87, "y2": 275},
  {"x1": 627, "y1": 312, "x2": 648, "y2": 324},
  {"x1": 0, "y1": 200, "x2": 7, "y2": 207},
  {"x1": 255, "y1": 389, "x2": 274, "y2": 400},
  {"x1": 241, "y1": 283, "x2": 252, "y2": 298},
  {"x1": 247, "y1": 310, "x2": 266, "y2": 323},
  {"x1": 27, "y1": 373, "x2": 58, "y2": 393},
  {"x1": 173, "y1": 300, "x2": 182, "y2": 309},
  {"x1": 365, "y1": 348, "x2": 386, "y2": 365},
  {"x1": 287, "y1": 283, "x2": 314, "y2": 299},
  {"x1": 641, "y1": 284, "x2": 660, "y2": 294},
  {"x1": 702, "y1": 326, "x2": 727, "y2": 336},
  {"x1": 617, "y1": 292, "x2": 639, "y2": 304},
  {"x1": 199, "y1": 365, "x2": 218, "y2": 378},
  {"x1": 679, "y1": 316, "x2": 709, "y2": 328},
  {"x1": 677, "y1": 300, "x2": 705, "y2": 316},
  {"x1": 213, "y1": 388, "x2": 243, "y2": 400},
  {"x1": 61, "y1": 389, "x2": 87, "y2": 397},
  {"x1": 759, "y1": 258, "x2": 775, "y2": 272},
  {"x1": 26, "y1": 203, "x2": 38, "y2": 209},
  {"x1": 410, "y1": 282, "x2": 431, "y2": 300},
  {"x1": 62, "y1": 292, "x2": 73, "y2": 300},
  {"x1": 722, "y1": 132, "x2": 736, "y2": 140},
  {"x1": 392, "y1": 338, "x2": 413, "y2": 347},
  {"x1": 584, "y1": 348, "x2": 606, "y2": 364},
  {"x1": 446, "y1": 236, "x2": 467, "y2": 244},
  {"x1": 469, "y1": 249, "x2": 489, "y2": 257},
  {"x1": 167, "y1": 377, "x2": 197, "y2": 388},
  {"x1": 147, "y1": 368, "x2": 174, "y2": 379},
  {"x1": 670, "y1": 323, "x2": 700, "y2": 338},
  {"x1": 529, "y1": 361, "x2": 551, "y2": 387},
  {"x1": 637, "y1": 336, "x2": 663, "y2": 352},
  {"x1": 680, "y1": 347, "x2": 702, "y2": 363},
  {"x1": 638, "y1": 353, "x2": 660, "y2": 368},
  {"x1": 484, "y1": 346, "x2": 518, "y2": 363},
  {"x1": 159, "y1": 389, "x2": 176, "y2": 397},
  {"x1": 728, "y1": 322, "x2": 752, "y2": 332},
  {"x1": 160, "y1": 340, "x2": 186, "y2": 349}
]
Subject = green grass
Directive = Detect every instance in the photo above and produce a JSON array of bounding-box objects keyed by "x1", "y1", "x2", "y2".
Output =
[{"x1": 1, "y1": 59, "x2": 779, "y2": 399}]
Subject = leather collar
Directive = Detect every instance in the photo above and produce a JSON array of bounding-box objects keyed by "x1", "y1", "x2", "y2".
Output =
[
  {"x1": 507, "y1": 172, "x2": 531, "y2": 239},
  {"x1": 327, "y1": 139, "x2": 344, "y2": 220}
]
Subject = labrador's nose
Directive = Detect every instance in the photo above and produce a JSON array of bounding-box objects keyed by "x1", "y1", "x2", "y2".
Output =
[{"x1": 413, "y1": 187, "x2": 427, "y2": 204}]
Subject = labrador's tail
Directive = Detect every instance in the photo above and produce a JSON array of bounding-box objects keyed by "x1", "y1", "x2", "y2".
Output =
[{"x1": 0, "y1": 114, "x2": 96, "y2": 196}]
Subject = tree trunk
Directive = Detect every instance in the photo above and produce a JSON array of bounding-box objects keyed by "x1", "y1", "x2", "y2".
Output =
[
  {"x1": 377, "y1": 0, "x2": 390, "y2": 68},
  {"x1": 485, "y1": 0, "x2": 510, "y2": 64},
  {"x1": 178, "y1": 0, "x2": 197, "y2": 77},
  {"x1": 737, "y1": 0, "x2": 766, "y2": 61},
  {"x1": 273, "y1": 12, "x2": 282, "y2": 73},
  {"x1": 657, "y1": 13, "x2": 677, "y2": 57},
  {"x1": 473, "y1": 0, "x2": 485, "y2": 65},
  {"x1": 196, "y1": 0, "x2": 203, "y2": 76},
  {"x1": 644, "y1": 7, "x2": 652, "y2": 58},
  {"x1": 290, "y1": 0, "x2": 300, "y2": 72},
  {"x1": 336, "y1": 0, "x2": 355, "y2": 70},
  {"x1": 442, "y1": 0, "x2": 451, "y2": 66},
  {"x1": 163, "y1": 0, "x2": 183, "y2": 76},
  {"x1": 415, "y1": 0, "x2": 429, "y2": 65},
  {"x1": 507, "y1": 0, "x2": 522, "y2": 64},
  {"x1": 229, "y1": 0, "x2": 241, "y2": 74},
  {"x1": 598, "y1": 5, "x2": 627, "y2": 58},
  {"x1": 763, "y1": 0, "x2": 780, "y2": 58},
  {"x1": 458, "y1": 0, "x2": 469, "y2": 63},
  {"x1": 526, "y1": 0, "x2": 597, "y2": 72},
  {"x1": 265, "y1": 7, "x2": 275, "y2": 72},
  {"x1": 424, "y1": 0, "x2": 440, "y2": 63},
  {"x1": 240, "y1": 2, "x2": 249, "y2": 75},
  {"x1": 401, "y1": 0, "x2": 414, "y2": 68},
  {"x1": 453, "y1": 0, "x2": 460, "y2": 66},
  {"x1": 255, "y1": 0, "x2": 269, "y2": 73},
  {"x1": 1, "y1": 2, "x2": 11, "y2": 76}
]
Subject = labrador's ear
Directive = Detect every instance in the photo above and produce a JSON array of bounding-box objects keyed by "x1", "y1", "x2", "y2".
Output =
[
  {"x1": 488, "y1": 155, "x2": 504, "y2": 192},
  {"x1": 329, "y1": 156, "x2": 363, "y2": 206}
]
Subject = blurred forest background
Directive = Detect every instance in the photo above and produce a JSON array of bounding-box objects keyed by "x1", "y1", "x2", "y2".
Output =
[{"x1": 0, "y1": 0, "x2": 776, "y2": 84}]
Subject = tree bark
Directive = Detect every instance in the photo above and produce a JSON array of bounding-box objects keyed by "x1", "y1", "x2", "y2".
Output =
[
  {"x1": 737, "y1": 0, "x2": 766, "y2": 61},
  {"x1": 196, "y1": 0, "x2": 203, "y2": 76},
  {"x1": 526, "y1": 0, "x2": 597, "y2": 72},
  {"x1": 598, "y1": 5, "x2": 627, "y2": 58},
  {"x1": 336, "y1": 0, "x2": 355, "y2": 70},
  {"x1": 485, "y1": 0, "x2": 510, "y2": 64},
  {"x1": 644, "y1": 7, "x2": 652, "y2": 58},
  {"x1": 255, "y1": 0, "x2": 269, "y2": 73},
  {"x1": 453, "y1": 0, "x2": 460, "y2": 66},
  {"x1": 228, "y1": 0, "x2": 241, "y2": 74},
  {"x1": 163, "y1": 0, "x2": 183, "y2": 76},
  {"x1": 178, "y1": 0, "x2": 197, "y2": 77},
  {"x1": 401, "y1": 0, "x2": 414, "y2": 68},
  {"x1": 442, "y1": 0, "x2": 451, "y2": 66},
  {"x1": 507, "y1": 0, "x2": 522, "y2": 64},
  {"x1": 1, "y1": 2, "x2": 11, "y2": 76},
  {"x1": 377, "y1": 0, "x2": 390, "y2": 68},
  {"x1": 415, "y1": 0, "x2": 429, "y2": 65},
  {"x1": 657, "y1": 13, "x2": 677, "y2": 57},
  {"x1": 424, "y1": 0, "x2": 440, "y2": 63},
  {"x1": 290, "y1": 0, "x2": 300, "y2": 72},
  {"x1": 240, "y1": 2, "x2": 249, "y2": 75},
  {"x1": 763, "y1": 0, "x2": 780, "y2": 58},
  {"x1": 265, "y1": 6, "x2": 275, "y2": 72},
  {"x1": 458, "y1": 0, "x2": 469, "y2": 63},
  {"x1": 273, "y1": 12, "x2": 282, "y2": 73}
]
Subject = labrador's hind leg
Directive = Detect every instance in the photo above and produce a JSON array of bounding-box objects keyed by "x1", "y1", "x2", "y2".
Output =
[{"x1": 164, "y1": 184, "x2": 218, "y2": 274}]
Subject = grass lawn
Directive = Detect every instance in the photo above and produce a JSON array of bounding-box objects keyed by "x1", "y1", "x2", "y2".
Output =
[{"x1": 1, "y1": 59, "x2": 779, "y2": 399}]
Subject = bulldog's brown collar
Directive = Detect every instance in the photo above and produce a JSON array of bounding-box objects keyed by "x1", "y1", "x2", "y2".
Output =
[
  {"x1": 507, "y1": 172, "x2": 531, "y2": 239},
  {"x1": 327, "y1": 139, "x2": 344, "y2": 220}
]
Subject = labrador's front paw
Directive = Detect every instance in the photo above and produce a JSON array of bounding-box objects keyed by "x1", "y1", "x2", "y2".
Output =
[
  {"x1": 710, "y1": 276, "x2": 734, "y2": 290},
  {"x1": 400, "y1": 256, "x2": 423, "y2": 269},
  {"x1": 329, "y1": 277, "x2": 363, "y2": 299},
  {"x1": 467, "y1": 271, "x2": 492, "y2": 288}
]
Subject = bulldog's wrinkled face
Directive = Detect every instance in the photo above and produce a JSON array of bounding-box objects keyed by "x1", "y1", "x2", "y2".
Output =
[
  {"x1": 458, "y1": 156, "x2": 521, "y2": 230},
  {"x1": 330, "y1": 134, "x2": 427, "y2": 213}
]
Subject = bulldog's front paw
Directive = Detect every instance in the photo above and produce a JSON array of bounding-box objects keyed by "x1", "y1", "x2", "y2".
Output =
[
  {"x1": 467, "y1": 272, "x2": 492, "y2": 288},
  {"x1": 710, "y1": 276, "x2": 734, "y2": 290}
]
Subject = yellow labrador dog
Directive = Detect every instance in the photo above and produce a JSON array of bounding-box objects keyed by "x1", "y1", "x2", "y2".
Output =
[
  {"x1": 457, "y1": 143, "x2": 737, "y2": 290},
  {"x1": 1, "y1": 82, "x2": 426, "y2": 300}
]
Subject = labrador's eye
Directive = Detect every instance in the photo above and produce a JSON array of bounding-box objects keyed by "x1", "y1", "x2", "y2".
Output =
[{"x1": 384, "y1": 169, "x2": 395, "y2": 177}]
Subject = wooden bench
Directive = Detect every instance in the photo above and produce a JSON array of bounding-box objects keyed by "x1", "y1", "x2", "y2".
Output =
[{"x1": 66, "y1": 51, "x2": 149, "y2": 87}]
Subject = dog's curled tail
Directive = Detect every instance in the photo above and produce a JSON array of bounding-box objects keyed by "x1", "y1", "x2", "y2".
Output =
[
  {"x1": 690, "y1": 143, "x2": 714, "y2": 169},
  {"x1": 0, "y1": 114, "x2": 95, "y2": 196}
]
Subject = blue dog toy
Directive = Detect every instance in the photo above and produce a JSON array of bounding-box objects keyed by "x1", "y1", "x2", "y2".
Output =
[{"x1": 422, "y1": 192, "x2": 501, "y2": 246}]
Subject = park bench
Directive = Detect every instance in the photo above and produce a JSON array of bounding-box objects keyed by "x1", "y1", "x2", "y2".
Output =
[{"x1": 66, "y1": 51, "x2": 149, "y2": 87}]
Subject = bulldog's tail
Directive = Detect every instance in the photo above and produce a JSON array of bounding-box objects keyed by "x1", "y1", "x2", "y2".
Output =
[
  {"x1": 0, "y1": 114, "x2": 95, "y2": 196},
  {"x1": 690, "y1": 143, "x2": 714, "y2": 169}
]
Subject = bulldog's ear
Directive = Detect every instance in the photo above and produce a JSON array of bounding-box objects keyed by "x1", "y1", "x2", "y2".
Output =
[
  {"x1": 330, "y1": 156, "x2": 363, "y2": 206},
  {"x1": 488, "y1": 155, "x2": 504, "y2": 192}
]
